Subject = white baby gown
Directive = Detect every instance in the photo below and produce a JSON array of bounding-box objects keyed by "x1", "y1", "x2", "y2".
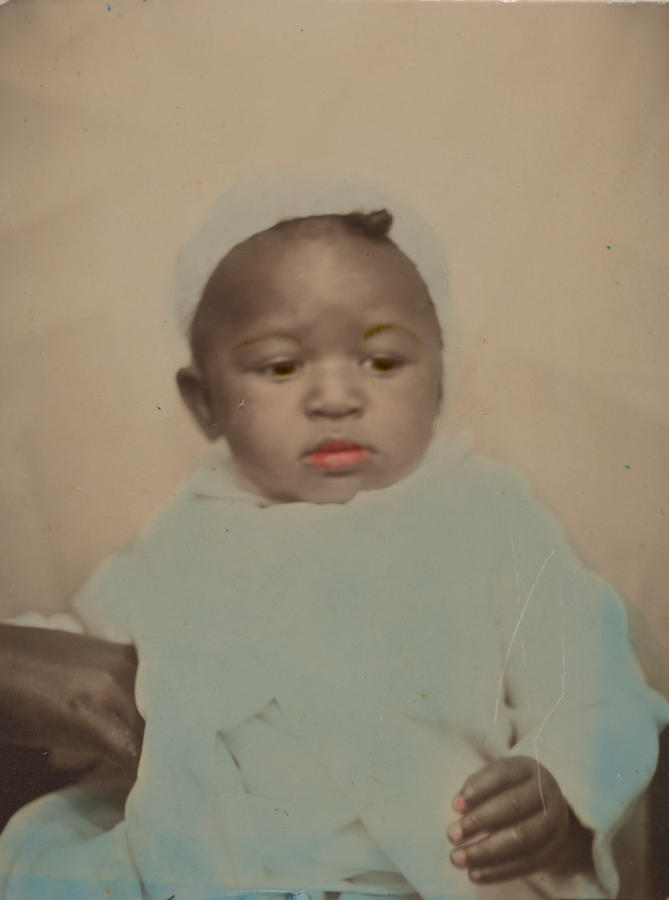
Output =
[{"x1": 1, "y1": 437, "x2": 667, "y2": 900}]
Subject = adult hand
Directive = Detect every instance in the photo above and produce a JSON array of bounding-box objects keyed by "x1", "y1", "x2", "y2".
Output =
[{"x1": 0, "y1": 624, "x2": 143, "y2": 776}]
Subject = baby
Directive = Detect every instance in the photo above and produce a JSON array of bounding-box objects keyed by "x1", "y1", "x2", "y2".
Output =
[
  {"x1": 178, "y1": 209, "x2": 443, "y2": 505},
  {"x1": 0, "y1": 201, "x2": 667, "y2": 900}
]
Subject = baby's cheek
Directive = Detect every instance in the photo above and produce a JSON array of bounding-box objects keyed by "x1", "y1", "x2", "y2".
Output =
[
  {"x1": 394, "y1": 390, "x2": 438, "y2": 438},
  {"x1": 224, "y1": 381, "x2": 275, "y2": 424},
  {"x1": 246, "y1": 409, "x2": 299, "y2": 463}
]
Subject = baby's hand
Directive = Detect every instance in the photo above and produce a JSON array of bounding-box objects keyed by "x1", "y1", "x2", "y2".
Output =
[{"x1": 447, "y1": 756, "x2": 573, "y2": 884}]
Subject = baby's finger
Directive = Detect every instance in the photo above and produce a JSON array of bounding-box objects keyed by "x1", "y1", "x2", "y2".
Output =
[
  {"x1": 463, "y1": 829, "x2": 567, "y2": 884},
  {"x1": 450, "y1": 808, "x2": 554, "y2": 872},
  {"x1": 448, "y1": 779, "x2": 544, "y2": 843},
  {"x1": 454, "y1": 757, "x2": 532, "y2": 812}
]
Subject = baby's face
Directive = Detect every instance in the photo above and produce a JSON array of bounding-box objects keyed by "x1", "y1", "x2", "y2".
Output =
[{"x1": 181, "y1": 232, "x2": 443, "y2": 503}]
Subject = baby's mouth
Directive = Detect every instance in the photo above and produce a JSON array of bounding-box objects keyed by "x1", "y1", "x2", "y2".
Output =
[{"x1": 305, "y1": 439, "x2": 373, "y2": 471}]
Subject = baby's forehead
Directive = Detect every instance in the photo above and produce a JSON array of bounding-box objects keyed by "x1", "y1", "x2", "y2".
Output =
[
  {"x1": 191, "y1": 224, "x2": 439, "y2": 356},
  {"x1": 219, "y1": 227, "x2": 426, "y2": 298}
]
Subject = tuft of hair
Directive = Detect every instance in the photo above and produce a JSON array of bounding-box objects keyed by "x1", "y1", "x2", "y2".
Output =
[
  {"x1": 338, "y1": 209, "x2": 394, "y2": 240},
  {"x1": 269, "y1": 209, "x2": 394, "y2": 243}
]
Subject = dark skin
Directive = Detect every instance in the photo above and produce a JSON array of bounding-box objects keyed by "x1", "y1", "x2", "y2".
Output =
[
  {"x1": 448, "y1": 756, "x2": 594, "y2": 883},
  {"x1": 0, "y1": 624, "x2": 143, "y2": 778}
]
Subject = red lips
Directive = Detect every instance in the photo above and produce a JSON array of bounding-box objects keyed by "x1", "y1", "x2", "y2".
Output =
[{"x1": 306, "y1": 439, "x2": 372, "y2": 470}]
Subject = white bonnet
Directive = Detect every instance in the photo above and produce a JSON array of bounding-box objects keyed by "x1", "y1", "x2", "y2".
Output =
[{"x1": 170, "y1": 170, "x2": 449, "y2": 339}]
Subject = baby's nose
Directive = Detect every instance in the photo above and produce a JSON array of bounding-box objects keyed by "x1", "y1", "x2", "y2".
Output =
[{"x1": 303, "y1": 365, "x2": 365, "y2": 418}]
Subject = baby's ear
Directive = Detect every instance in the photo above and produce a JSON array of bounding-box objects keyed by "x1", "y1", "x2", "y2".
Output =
[{"x1": 176, "y1": 365, "x2": 223, "y2": 440}]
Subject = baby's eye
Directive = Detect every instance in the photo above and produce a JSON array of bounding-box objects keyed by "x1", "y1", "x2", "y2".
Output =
[
  {"x1": 363, "y1": 355, "x2": 404, "y2": 375},
  {"x1": 260, "y1": 359, "x2": 300, "y2": 379}
]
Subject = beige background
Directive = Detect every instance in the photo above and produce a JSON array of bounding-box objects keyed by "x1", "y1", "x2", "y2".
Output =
[{"x1": 1, "y1": 1, "x2": 668, "y2": 687}]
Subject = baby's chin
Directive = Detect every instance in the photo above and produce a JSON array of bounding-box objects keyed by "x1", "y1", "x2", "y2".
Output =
[
  {"x1": 254, "y1": 469, "x2": 367, "y2": 505},
  {"x1": 271, "y1": 468, "x2": 414, "y2": 505},
  {"x1": 276, "y1": 478, "x2": 364, "y2": 505}
]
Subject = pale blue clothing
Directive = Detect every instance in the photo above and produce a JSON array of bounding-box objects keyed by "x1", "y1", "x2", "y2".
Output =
[{"x1": 1, "y1": 438, "x2": 667, "y2": 900}]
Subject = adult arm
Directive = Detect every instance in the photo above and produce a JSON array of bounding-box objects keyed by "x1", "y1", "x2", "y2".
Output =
[{"x1": 0, "y1": 623, "x2": 142, "y2": 775}]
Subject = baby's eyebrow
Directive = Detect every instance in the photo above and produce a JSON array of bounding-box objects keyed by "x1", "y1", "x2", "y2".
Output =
[
  {"x1": 363, "y1": 323, "x2": 421, "y2": 343},
  {"x1": 233, "y1": 331, "x2": 302, "y2": 350}
]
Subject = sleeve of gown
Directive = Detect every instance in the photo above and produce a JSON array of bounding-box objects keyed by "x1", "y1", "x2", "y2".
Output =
[
  {"x1": 68, "y1": 547, "x2": 142, "y2": 645},
  {"x1": 491, "y1": 466, "x2": 669, "y2": 898},
  {"x1": 5, "y1": 542, "x2": 145, "y2": 646}
]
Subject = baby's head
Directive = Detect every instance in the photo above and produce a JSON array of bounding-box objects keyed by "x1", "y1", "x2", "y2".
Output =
[{"x1": 177, "y1": 209, "x2": 444, "y2": 503}]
